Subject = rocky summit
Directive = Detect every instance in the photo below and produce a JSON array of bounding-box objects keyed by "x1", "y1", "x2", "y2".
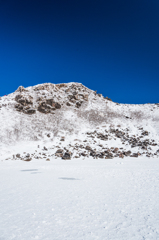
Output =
[{"x1": 0, "y1": 82, "x2": 159, "y2": 161}]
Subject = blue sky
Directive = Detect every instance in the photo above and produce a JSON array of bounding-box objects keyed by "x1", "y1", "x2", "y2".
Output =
[{"x1": 0, "y1": 0, "x2": 159, "y2": 103}]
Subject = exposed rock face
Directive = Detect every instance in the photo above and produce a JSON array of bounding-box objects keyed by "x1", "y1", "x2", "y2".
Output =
[
  {"x1": 13, "y1": 83, "x2": 92, "y2": 114},
  {"x1": 38, "y1": 102, "x2": 54, "y2": 114},
  {"x1": 16, "y1": 86, "x2": 27, "y2": 93},
  {"x1": 15, "y1": 94, "x2": 35, "y2": 114}
]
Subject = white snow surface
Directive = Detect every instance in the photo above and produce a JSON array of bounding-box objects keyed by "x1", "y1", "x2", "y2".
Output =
[{"x1": 0, "y1": 157, "x2": 159, "y2": 240}]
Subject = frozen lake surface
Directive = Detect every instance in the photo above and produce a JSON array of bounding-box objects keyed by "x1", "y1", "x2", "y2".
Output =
[{"x1": 0, "y1": 157, "x2": 159, "y2": 240}]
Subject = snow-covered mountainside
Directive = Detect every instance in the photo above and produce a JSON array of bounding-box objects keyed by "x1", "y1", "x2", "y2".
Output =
[{"x1": 0, "y1": 82, "x2": 159, "y2": 160}]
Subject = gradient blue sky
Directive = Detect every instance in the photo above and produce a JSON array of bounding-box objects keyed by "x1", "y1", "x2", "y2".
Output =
[{"x1": 0, "y1": 0, "x2": 159, "y2": 103}]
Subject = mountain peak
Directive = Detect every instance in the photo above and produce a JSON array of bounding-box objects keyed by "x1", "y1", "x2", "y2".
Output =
[{"x1": 0, "y1": 82, "x2": 159, "y2": 160}]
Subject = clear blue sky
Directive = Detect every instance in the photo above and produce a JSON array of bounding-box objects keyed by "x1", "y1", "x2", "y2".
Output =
[{"x1": 0, "y1": 0, "x2": 159, "y2": 103}]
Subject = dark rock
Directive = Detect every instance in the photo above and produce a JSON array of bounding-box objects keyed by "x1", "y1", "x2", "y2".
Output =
[
  {"x1": 15, "y1": 94, "x2": 22, "y2": 102},
  {"x1": 16, "y1": 86, "x2": 27, "y2": 92},
  {"x1": 62, "y1": 151, "x2": 72, "y2": 160},
  {"x1": 119, "y1": 153, "x2": 124, "y2": 158},
  {"x1": 16, "y1": 154, "x2": 20, "y2": 158},
  {"x1": 105, "y1": 96, "x2": 112, "y2": 101},
  {"x1": 142, "y1": 131, "x2": 149, "y2": 136},
  {"x1": 15, "y1": 104, "x2": 23, "y2": 110},
  {"x1": 36, "y1": 97, "x2": 43, "y2": 102},
  {"x1": 15, "y1": 95, "x2": 33, "y2": 106},
  {"x1": 26, "y1": 108, "x2": 36, "y2": 114},
  {"x1": 81, "y1": 152, "x2": 87, "y2": 156},
  {"x1": 66, "y1": 102, "x2": 71, "y2": 106},
  {"x1": 123, "y1": 151, "x2": 131, "y2": 156},
  {"x1": 90, "y1": 150, "x2": 96, "y2": 157},
  {"x1": 97, "y1": 133, "x2": 108, "y2": 140},
  {"x1": 55, "y1": 102, "x2": 61, "y2": 109},
  {"x1": 24, "y1": 158, "x2": 32, "y2": 161},
  {"x1": 46, "y1": 99, "x2": 55, "y2": 106},
  {"x1": 130, "y1": 153, "x2": 138, "y2": 157},
  {"x1": 76, "y1": 102, "x2": 82, "y2": 108},
  {"x1": 151, "y1": 143, "x2": 157, "y2": 146},
  {"x1": 56, "y1": 149, "x2": 63, "y2": 154},
  {"x1": 38, "y1": 103, "x2": 53, "y2": 113},
  {"x1": 85, "y1": 146, "x2": 92, "y2": 151},
  {"x1": 105, "y1": 153, "x2": 113, "y2": 159},
  {"x1": 113, "y1": 148, "x2": 119, "y2": 153}
]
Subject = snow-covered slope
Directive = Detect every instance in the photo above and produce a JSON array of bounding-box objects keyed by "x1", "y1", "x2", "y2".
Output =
[
  {"x1": 1, "y1": 157, "x2": 159, "y2": 240},
  {"x1": 0, "y1": 82, "x2": 159, "y2": 160}
]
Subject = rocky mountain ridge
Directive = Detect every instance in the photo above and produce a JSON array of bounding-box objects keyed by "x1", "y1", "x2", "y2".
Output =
[{"x1": 0, "y1": 82, "x2": 159, "y2": 161}]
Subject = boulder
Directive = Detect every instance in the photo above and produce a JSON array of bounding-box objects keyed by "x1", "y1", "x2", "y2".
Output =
[
  {"x1": 55, "y1": 102, "x2": 61, "y2": 109},
  {"x1": 76, "y1": 102, "x2": 82, "y2": 108},
  {"x1": 85, "y1": 146, "x2": 92, "y2": 151},
  {"x1": 105, "y1": 153, "x2": 113, "y2": 159},
  {"x1": 81, "y1": 152, "x2": 87, "y2": 156},
  {"x1": 119, "y1": 153, "x2": 124, "y2": 158},
  {"x1": 142, "y1": 131, "x2": 149, "y2": 136},
  {"x1": 56, "y1": 149, "x2": 63, "y2": 154},
  {"x1": 25, "y1": 108, "x2": 36, "y2": 114},
  {"x1": 62, "y1": 151, "x2": 72, "y2": 160},
  {"x1": 24, "y1": 158, "x2": 32, "y2": 161},
  {"x1": 130, "y1": 153, "x2": 138, "y2": 157},
  {"x1": 124, "y1": 150, "x2": 131, "y2": 156},
  {"x1": 89, "y1": 149, "x2": 97, "y2": 157},
  {"x1": 15, "y1": 94, "x2": 22, "y2": 102},
  {"x1": 15, "y1": 104, "x2": 23, "y2": 111},
  {"x1": 60, "y1": 137, "x2": 65, "y2": 141},
  {"x1": 66, "y1": 102, "x2": 71, "y2": 106}
]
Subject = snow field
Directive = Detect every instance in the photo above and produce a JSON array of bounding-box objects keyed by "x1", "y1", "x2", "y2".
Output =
[{"x1": 0, "y1": 158, "x2": 159, "y2": 240}]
